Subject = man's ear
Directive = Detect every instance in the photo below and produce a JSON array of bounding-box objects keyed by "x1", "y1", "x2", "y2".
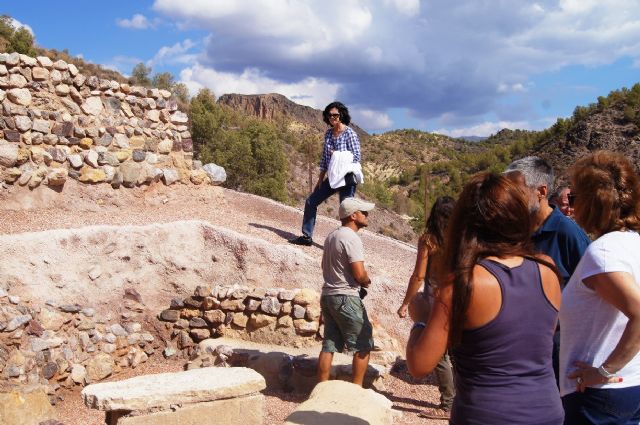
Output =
[{"x1": 538, "y1": 185, "x2": 548, "y2": 198}]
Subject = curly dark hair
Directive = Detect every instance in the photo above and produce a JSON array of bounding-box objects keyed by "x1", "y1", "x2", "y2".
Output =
[{"x1": 323, "y1": 101, "x2": 351, "y2": 126}]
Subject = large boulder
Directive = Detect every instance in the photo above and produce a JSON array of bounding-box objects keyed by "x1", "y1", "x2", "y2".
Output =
[
  {"x1": 203, "y1": 163, "x2": 227, "y2": 185},
  {"x1": 283, "y1": 380, "x2": 395, "y2": 425}
]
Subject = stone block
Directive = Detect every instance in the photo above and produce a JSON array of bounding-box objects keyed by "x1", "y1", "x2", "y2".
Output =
[
  {"x1": 82, "y1": 367, "x2": 266, "y2": 411},
  {"x1": 292, "y1": 288, "x2": 319, "y2": 306},
  {"x1": 0, "y1": 387, "x2": 57, "y2": 425},
  {"x1": 115, "y1": 394, "x2": 263, "y2": 425},
  {"x1": 283, "y1": 381, "x2": 394, "y2": 425}
]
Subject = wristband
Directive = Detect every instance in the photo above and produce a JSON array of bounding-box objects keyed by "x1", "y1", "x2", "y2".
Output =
[
  {"x1": 597, "y1": 365, "x2": 615, "y2": 379},
  {"x1": 411, "y1": 321, "x2": 426, "y2": 332}
]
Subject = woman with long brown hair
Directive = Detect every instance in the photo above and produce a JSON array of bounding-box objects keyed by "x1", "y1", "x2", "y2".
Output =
[
  {"x1": 397, "y1": 196, "x2": 456, "y2": 419},
  {"x1": 560, "y1": 151, "x2": 640, "y2": 424},
  {"x1": 406, "y1": 172, "x2": 563, "y2": 424}
]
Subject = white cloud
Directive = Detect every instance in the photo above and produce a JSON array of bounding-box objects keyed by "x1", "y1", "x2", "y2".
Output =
[
  {"x1": 10, "y1": 18, "x2": 34, "y2": 36},
  {"x1": 179, "y1": 64, "x2": 340, "y2": 109},
  {"x1": 384, "y1": 0, "x2": 420, "y2": 16},
  {"x1": 353, "y1": 109, "x2": 393, "y2": 130},
  {"x1": 497, "y1": 82, "x2": 529, "y2": 94},
  {"x1": 116, "y1": 14, "x2": 154, "y2": 29},
  {"x1": 147, "y1": 39, "x2": 197, "y2": 67},
  {"x1": 435, "y1": 121, "x2": 533, "y2": 138},
  {"x1": 152, "y1": 0, "x2": 640, "y2": 132}
]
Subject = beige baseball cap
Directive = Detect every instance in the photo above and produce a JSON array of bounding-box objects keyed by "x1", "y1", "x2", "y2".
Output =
[{"x1": 339, "y1": 197, "x2": 375, "y2": 219}]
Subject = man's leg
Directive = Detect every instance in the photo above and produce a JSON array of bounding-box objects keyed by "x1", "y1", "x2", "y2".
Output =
[
  {"x1": 317, "y1": 296, "x2": 342, "y2": 383},
  {"x1": 352, "y1": 351, "x2": 370, "y2": 386},
  {"x1": 317, "y1": 351, "x2": 334, "y2": 382},
  {"x1": 301, "y1": 179, "x2": 335, "y2": 238}
]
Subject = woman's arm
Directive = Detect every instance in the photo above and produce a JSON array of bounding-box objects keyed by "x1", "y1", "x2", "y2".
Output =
[
  {"x1": 405, "y1": 283, "x2": 451, "y2": 378},
  {"x1": 398, "y1": 235, "x2": 429, "y2": 318},
  {"x1": 569, "y1": 271, "x2": 640, "y2": 391}
]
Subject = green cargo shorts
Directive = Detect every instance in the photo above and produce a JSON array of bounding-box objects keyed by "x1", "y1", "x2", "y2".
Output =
[{"x1": 320, "y1": 294, "x2": 374, "y2": 354}]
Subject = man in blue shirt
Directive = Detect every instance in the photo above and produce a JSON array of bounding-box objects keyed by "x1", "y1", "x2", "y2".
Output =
[
  {"x1": 505, "y1": 157, "x2": 590, "y2": 286},
  {"x1": 505, "y1": 157, "x2": 591, "y2": 384}
]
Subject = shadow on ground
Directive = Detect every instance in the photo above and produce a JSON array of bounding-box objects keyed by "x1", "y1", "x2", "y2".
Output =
[{"x1": 249, "y1": 223, "x2": 323, "y2": 248}]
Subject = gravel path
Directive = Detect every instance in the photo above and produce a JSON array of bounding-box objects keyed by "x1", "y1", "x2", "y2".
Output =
[{"x1": 1, "y1": 181, "x2": 445, "y2": 424}]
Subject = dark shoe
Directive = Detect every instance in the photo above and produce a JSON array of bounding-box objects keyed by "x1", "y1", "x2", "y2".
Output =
[
  {"x1": 289, "y1": 235, "x2": 313, "y2": 246},
  {"x1": 418, "y1": 407, "x2": 451, "y2": 420}
]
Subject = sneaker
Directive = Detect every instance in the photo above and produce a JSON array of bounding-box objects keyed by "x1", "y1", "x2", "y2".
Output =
[
  {"x1": 418, "y1": 407, "x2": 451, "y2": 420},
  {"x1": 289, "y1": 235, "x2": 313, "y2": 246}
]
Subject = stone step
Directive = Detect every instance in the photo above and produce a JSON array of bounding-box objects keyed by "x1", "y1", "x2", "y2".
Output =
[
  {"x1": 81, "y1": 367, "x2": 265, "y2": 412},
  {"x1": 195, "y1": 337, "x2": 390, "y2": 393}
]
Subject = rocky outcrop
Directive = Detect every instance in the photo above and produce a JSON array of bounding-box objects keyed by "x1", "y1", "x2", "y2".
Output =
[
  {"x1": 0, "y1": 52, "x2": 225, "y2": 189},
  {"x1": 218, "y1": 93, "x2": 368, "y2": 139}
]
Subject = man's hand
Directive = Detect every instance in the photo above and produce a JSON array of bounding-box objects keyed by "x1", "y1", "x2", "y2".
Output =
[{"x1": 397, "y1": 303, "x2": 409, "y2": 318}]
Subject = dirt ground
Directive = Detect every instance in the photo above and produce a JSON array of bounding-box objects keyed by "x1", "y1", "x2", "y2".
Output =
[{"x1": 0, "y1": 181, "x2": 446, "y2": 424}]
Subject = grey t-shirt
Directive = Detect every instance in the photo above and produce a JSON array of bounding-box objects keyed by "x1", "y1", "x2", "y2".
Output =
[{"x1": 321, "y1": 226, "x2": 364, "y2": 296}]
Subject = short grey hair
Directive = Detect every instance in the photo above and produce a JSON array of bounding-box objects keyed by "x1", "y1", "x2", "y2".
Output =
[{"x1": 505, "y1": 156, "x2": 555, "y2": 197}]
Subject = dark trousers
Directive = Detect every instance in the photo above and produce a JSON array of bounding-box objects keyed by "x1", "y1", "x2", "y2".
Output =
[
  {"x1": 562, "y1": 385, "x2": 640, "y2": 425},
  {"x1": 301, "y1": 178, "x2": 356, "y2": 238}
]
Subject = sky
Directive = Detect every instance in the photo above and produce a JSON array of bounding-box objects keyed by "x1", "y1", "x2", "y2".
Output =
[{"x1": 5, "y1": 1, "x2": 640, "y2": 136}]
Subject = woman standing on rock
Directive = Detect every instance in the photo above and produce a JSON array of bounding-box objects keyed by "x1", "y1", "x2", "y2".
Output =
[
  {"x1": 289, "y1": 101, "x2": 362, "y2": 247},
  {"x1": 406, "y1": 172, "x2": 564, "y2": 425},
  {"x1": 397, "y1": 196, "x2": 456, "y2": 420}
]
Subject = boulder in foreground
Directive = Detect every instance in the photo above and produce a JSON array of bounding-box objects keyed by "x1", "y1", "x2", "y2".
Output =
[{"x1": 284, "y1": 380, "x2": 396, "y2": 425}]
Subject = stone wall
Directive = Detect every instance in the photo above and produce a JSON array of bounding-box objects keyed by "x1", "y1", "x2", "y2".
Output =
[
  {"x1": 0, "y1": 283, "x2": 324, "y2": 405},
  {"x1": 159, "y1": 285, "x2": 321, "y2": 353},
  {"x1": 0, "y1": 52, "x2": 225, "y2": 189},
  {"x1": 0, "y1": 288, "x2": 159, "y2": 405}
]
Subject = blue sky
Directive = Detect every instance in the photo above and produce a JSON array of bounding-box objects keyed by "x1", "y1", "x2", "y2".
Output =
[{"x1": 5, "y1": 1, "x2": 640, "y2": 136}]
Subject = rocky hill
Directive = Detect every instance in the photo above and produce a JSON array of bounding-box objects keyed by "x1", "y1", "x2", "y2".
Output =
[
  {"x1": 530, "y1": 85, "x2": 640, "y2": 177},
  {"x1": 217, "y1": 93, "x2": 369, "y2": 139}
]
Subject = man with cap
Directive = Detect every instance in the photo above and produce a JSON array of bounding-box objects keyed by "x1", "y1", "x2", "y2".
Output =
[{"x1": 317, "y1": 197, "x2": 375, "y2": 386}]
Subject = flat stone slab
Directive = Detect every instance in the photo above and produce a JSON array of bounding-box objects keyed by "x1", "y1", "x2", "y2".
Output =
[
  {"x1": 115, "y1": 394, "x2": 263, "y2": 425},
  {"x1": 81, "y1": 367, "x2": 265, "y2": 411}
]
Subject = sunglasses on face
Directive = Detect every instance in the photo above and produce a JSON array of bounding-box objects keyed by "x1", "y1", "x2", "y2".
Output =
[{"x1": 328, "y1": 113, "x2": 340, "y2": 119}]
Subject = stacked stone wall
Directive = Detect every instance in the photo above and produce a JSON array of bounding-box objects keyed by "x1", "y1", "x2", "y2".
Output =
[
  {"x1": 0, "y1": 284, "x2": 324, "y2": 405},
  {"x1": 159, "y1": 285, "x2": 321, "y2": 352},
  {"x1": 0, "y1": 52, "x2": 225, "y2": 189},
  {"x1": 0, "y1": 289, "x2": 159, "y2": 405}
]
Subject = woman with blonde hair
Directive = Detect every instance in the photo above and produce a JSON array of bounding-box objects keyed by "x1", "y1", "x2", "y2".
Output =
[
  {"x1": 560, "y1": 151, "x2": 640, "y2": 424},
  {"x1": 407, "y1": 172, "x2": 563, "y2": 424}
]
